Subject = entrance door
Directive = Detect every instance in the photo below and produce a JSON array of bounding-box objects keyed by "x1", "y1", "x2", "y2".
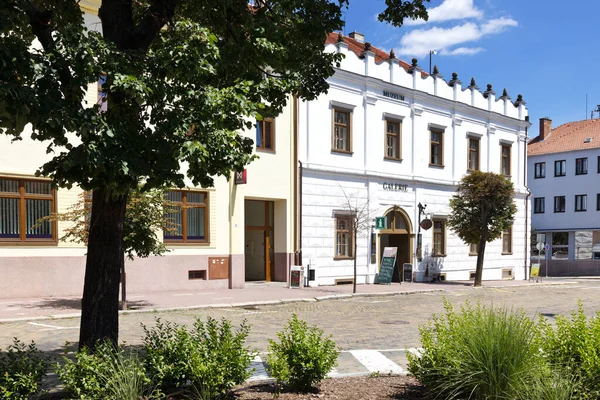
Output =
[
  {"x1": 378, "y1": 207, "x2": 414, "y2": 282},
  {"x1": 244, "y1": 200, "x2": 274, "y2": 281}
]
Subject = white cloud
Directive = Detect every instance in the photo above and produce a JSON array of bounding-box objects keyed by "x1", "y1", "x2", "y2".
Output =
[
  {"x1": 396, "y1": 17, "x2": 517, "y2": 58},
  {"x1": 441, "y1": 47, "x2": 485, "y2": 56},
  {"x1": 405, "y1": 0, "x2": 483, "y2": 26}
]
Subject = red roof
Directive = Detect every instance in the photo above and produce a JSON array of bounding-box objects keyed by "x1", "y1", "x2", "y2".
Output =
[
  {"x1": 528, "y1": 119, "x2": 600, "y2": 156},
  {"x1": 325, "y1": 32, "x2": 427, "y2": 78}
]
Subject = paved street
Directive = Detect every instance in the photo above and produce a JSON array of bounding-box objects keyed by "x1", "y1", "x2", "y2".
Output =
[{"x1": 2, "y1": 278, "x2": 600, "y2": 379}]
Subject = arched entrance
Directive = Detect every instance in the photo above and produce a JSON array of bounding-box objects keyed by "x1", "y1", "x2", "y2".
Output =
[{"x1": 379, "y1": 207, "x2": 414, "y2": 282}]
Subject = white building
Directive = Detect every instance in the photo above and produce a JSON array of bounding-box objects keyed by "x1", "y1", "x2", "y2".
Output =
[
  {"x1": 528, "y1": 118, "x2": 600, "y2": 276},
  {"x1": 298, "y1": 32, "x2": 531, "y2": 285}
]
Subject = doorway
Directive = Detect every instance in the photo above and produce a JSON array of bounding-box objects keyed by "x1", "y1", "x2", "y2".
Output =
[
  {"x1": 378, "y1": 207, "x2": 414, "y2": 282},
  {"x1": 244, "y1": 200, "x2": 274, "y2": 281}
]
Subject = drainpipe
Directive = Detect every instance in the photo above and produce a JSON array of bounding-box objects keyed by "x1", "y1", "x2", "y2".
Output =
[
  {"x1": 523, "y1": 116, "x2": 530, "y2": 280},
  {"x1": 293, "y1": 94, "x2": 301, "y2": 266}
]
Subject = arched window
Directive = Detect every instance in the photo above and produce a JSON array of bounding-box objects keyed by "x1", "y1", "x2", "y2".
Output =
[{"x1": 385, "y1": 210, "x2": 408, "y2": 231}]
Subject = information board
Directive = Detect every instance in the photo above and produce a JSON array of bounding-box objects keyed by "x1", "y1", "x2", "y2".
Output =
[
  {"x1": 290, "y1": 266, "x2": 304, "y2": 288},
  {"x1": 375, "y1": 247, "x2": 398, "y2": 285},
  {"x1": 403, "y1": 263, "x2": 413, "y2": 282}
]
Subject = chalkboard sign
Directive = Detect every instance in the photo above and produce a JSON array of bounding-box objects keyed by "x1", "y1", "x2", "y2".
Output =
[
  {"x1": 403, "y1": 263, "x2": 413, "y2": 282},
  {"x1": 290, "y1": 266, "x2": 304, "y2": 288},
  {"x1": 375, "y1": 247, "x2": 397, "y2": 285}
]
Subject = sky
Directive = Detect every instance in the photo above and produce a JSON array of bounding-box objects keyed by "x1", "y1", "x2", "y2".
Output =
[{"x1": 342, "y1": 0, "x2": 600, "y2": 138}]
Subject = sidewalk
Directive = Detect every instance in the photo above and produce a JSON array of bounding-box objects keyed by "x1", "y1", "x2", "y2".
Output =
[{"x1": 0, "y1": 278, "x2": 572, "y2": 323}]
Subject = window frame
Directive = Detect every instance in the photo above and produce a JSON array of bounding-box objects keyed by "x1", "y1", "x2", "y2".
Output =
[
  {"x1": 331, "y1": 107, "x2": 352, "y2": 153},
  {"x1": 163, "y1": 190, "x2": 210, "y2": 244},
  {"x1": 334, "y1": 214, "x2": 355, "y2": 260},
  {"x1": 575, "y1": 194, "x2": 587, "y2": 212},
  {"x1": 256, "y1": 118, "x2": 275, "y2": 152},
  {"x1": 597, "y1": 193, "x2": 600, "y2": 211},
  {"x1": 554, "y1": 160, "x2": 566, "y2": 177},
  {"x1": 534, "y1": 162, "x2": 545, "y2": 179},
  {"x1": 502, "y1": 226, "x2": 512, "y2": 255},
  {"x1": 0, "y1": 176, "x2": 57, "y2": 244},
  {"x1": 469, "y1": 243, "x2": 479, "y2": 256},
  {"x1": 432, "y1": 219, "x2": 446, "y2": 257},
  {"x1": 429, "y1": 128, "x2": 444, "y2": 167},
  {"x1": 598, "y1": 156, "x2": 600, "y2": 173},
  {"x1": 501, "y1": 144, "x2": 511, "y2": 176},
  {"x1": 467, "y1": 136, "x2": 480, "y2": 172},
  {"x1": 575, "y1": 157, "x2": 588, "y2": 175},
  {"x1": 554, "y1": 196, "x2": 566, "y2": 213},
  {"x1": 384, "y1": 119, "x2": 402, "y2": 161},
  {"x1": 534, "y1": 197, "x2": 545, "y2": 214}
]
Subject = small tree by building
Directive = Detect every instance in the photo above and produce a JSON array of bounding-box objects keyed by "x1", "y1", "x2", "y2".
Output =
[
  {"x1": 447, "y1": 171, "x2": 516, "y2": 287},
  {"x1": 338, "y1": 185, "x2": 374, "y2": 294}
]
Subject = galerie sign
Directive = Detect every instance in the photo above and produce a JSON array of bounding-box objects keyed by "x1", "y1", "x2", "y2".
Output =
[{"x1": 383, "y1": 182, "x2": 408, "y2": 192}]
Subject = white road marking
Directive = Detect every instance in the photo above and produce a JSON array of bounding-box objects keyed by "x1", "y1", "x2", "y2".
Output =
[
  {"x1": 350, "y1": 350, "x2": 404, "y2": 374},
  {"x1": 248, "y1": 355, "x2": 270, "y2": 381},
  {"x1": 28, "y1": 322, "x2": 78, "y2": 330}
]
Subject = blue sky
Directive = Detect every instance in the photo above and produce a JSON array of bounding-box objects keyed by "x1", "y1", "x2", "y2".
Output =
[{"x1": 342, "y1": 0, "x2": 600, "y2": 137}]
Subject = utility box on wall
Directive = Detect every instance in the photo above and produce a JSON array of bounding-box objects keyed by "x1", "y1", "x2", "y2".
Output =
[{"x1": 209, "y1": 257, "x2": 229, "y2": 280}]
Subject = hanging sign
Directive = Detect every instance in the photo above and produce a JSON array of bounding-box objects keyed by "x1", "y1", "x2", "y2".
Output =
[
  {"x1": 234, "y1": 169, "x2": 247, "y2": 185},
  {"x1": 375, "y1": 217, "x2": 386, "y2": 229},
  {"x1": 420, "y1": 218, "x2": 433, "y2": 230}
]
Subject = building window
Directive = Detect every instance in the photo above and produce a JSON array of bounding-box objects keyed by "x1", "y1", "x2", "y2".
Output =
[
  {"x1": 334, "y1": 216, "x2": 354, "y2": 259},
  {"x1": 598, "y1": 194, "x2": 600, "y2": 211},
  {"x1": 576, "y1": 157, "x2": 588, "y2": 175},
  {"x1": 430, "y1": 129, "x2": 443, "y2": 166},
  {"x1": 575, "y1": 194, "x2": 587, "y2": 212},
  {"x1": 552, "y1": 232, "x2": 569, "y2": 260},
  {"x1": 502, "y1": 227, "x2": 512, "y2": 254},
  {"x1": 256, "y1": 118, "x2": 275, "y2": 151},
  {"x1": 534, "y1": 162, "x2": 545, "y2": 179},
  {"x1": 164, "y1": 190, "x2": 209, "y2": 243},
  {"x1": 432, "y1": 220, "x2": 446, "y2": 256},
  {"x1": 0, "y1": 178, "x2": 55, "y2": 243},
  {"x1": 554, "y1": 196, "x2": 566, "y2": 213},
  {"x1": 468, "y1": 137, "x2": 480, "y2": 171},
  {"x1": 554, "y1": 160, "x2": 566, "y2": 177},
  {"x1": 598, "y1": 156, "x2": 600, "y2": 173},
  {"x1": 332, "y1": 108, "x2": 351, "y2": 153},
  {"x1": 385, "y1": 119, "x2": 401, "y2": 160},
  {"x1": 501, "y1": 144, "x2": 511, "y2": 176},
  {"x1": 534, "y1": 197, "x2": 545, "y2": 214},
  {"x1": 469, "y1": 243, "x2": 479, "y2": 255}
]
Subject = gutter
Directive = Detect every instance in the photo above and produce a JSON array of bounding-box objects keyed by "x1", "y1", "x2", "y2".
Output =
[{"x1": 293, "y1": 94, "x2": 302, "y2": 266}]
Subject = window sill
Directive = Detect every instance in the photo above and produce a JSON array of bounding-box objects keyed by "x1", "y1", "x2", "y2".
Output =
[
  {"x1": 469, "y1": 253, "x2": 478, "y2": 256},
  {"x1": 575, "y1": 173, "x2": 588, "y2": 176},
  {"x1": 165, "y1": 242, "x2": 211, "y2": 246},
  {"x1": 575, "y1": 210, "x2": 587, "y2": 212},
  {"x1": 256, "y1": 148, "x2": 276, "y2": 153},
  {"x1": 554, "y1": 211, "x2": 566, "y2": 213},
  {"x1": 431, "y1": 254, "x2": 447, "y2": 258},
  {"x1": 384, "y1": 156, "x2": 403, "y2": 162},
  {"x1": 0, "y1": 240, "x2": 58, "y2": 246},
  {"x1": 554, "y1": 175, "x2": 566, "y2": 178},
  {"x1": 533, "y1": 211, "x2": 545, "y2": 214},
  {"x1": 534, "y1": 176, "x2": 545, "y2": 179},
  {"x1": 429, "y1": 163, "x2": 445, "y2": 168},
  {"x1": 331, "y1": 149, "x2": 354, "y2": 155},
  {"x1": 334, "y1": 256, "x2": 355, "y2": 261},
  {"x1": 467, "y1": 169, "x2": 480, "y2": 173},
  {"x1": 501, "y1": 252, "x2": 513, "y2": 256}
]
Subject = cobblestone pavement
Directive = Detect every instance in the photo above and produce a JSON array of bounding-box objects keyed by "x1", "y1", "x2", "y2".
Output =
[{"x1": 2, "y1": 279, "x2": 600, "y2": 359}]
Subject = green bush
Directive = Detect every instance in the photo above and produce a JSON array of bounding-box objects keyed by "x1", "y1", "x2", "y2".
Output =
[
  {"x1": 0, "y1": 338, "x2": 48, "y2": 400},
  {"x1": 407, "y1": 299, "x2": 544, "y2": 400},
  {"x1": 537, "y1": 301, "x2": 600, "y2": 399},
  {"x1": 266, "y1": 314, "x2": 338, "y2": 391},
  {"x1": 142, "y1": 317, "x2": 255, "y2": 398},
  {"x1": 56, "y1": 341, "x2": 151, "y2": 400}
]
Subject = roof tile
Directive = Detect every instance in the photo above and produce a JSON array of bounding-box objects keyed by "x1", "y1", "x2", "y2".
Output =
[{"x1": 528, "y1": 119, "x2": 600, "y2": 155}]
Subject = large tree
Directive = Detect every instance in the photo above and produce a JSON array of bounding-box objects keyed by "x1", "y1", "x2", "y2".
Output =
[
  {"x1": 0, "y1": 0, "x2": 429, "y2": 349},
  {"x1": 447, "y1": 171, "x2": 517, "y2": 287}
]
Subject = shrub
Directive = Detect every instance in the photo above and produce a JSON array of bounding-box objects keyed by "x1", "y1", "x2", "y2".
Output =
[
  {"x1": 0, "y1": 338, "x2": 48, "y2": 400},
  {"x1": 407, "y1": 299, "x2": 544, "y2": 400},
  {"x1": 56, "y1": 341, "x2": 150, "y2": 400},
  {"x1": 266, "y1": 314, "x2": 338, "y2": 391},
  {"x1": 142, "y1": 317, "x2": 255, "y2": 398},
  {"x1": 537, "y1": 301, "x2": 600, "y2": 399}
]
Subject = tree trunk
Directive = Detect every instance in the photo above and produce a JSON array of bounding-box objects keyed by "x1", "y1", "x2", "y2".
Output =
[
  {"x1": 120, "y1": 261, "x2": 127, "y2": 311},
  {"x1": 474, "y1": 232, "x2": 488, "y2": 287},
  {"x1": 353, "y1": 227, "x2": 357, "y2": 294},
  {"x1": 79, "y1": 189, "x2": 128, "y2": 350}
]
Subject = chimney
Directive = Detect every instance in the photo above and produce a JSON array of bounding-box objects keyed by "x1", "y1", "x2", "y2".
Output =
[
  {"x1": 539, "y1": 117, "x2": 552, "y2": 140},
  {"x1": 349, "y1": 31, "x2": 364, "y2": 43}
]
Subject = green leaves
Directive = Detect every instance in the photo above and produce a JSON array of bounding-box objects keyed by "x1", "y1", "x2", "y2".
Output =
[{"x1": 447, "y1": 171, "x2": 517, "y2": 246}]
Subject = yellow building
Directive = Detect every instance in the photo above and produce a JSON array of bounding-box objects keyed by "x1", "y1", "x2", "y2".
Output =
[{"x1": 0, "y1": 3, "x2": 298, "y2": 298}]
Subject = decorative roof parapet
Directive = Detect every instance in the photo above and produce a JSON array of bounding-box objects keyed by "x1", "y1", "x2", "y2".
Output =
[
  {"x1": 483, "y1": 84, "x2": 495, "y2": 99},
  {"x1": 407, "y1": 58, "x2": 420, "y2": 74},
  {"x1": 500, "y1": 88, "x2": 511, "y2": 101},
  {"x1": 467, "y1": 77, "x2": 479, "y2": 91},
  {"x1": 431, "y1": 65, "x2": 442, "y2": 77},
  {"x1": 448, "y1": 72, "x2": 461, "y2": 87},
  {"x1": 388, "y1": 49, "x2": 396, "y2": 60},
  {"x1": 514, "y1": 94, "x2": 526, "y2": 107}
]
